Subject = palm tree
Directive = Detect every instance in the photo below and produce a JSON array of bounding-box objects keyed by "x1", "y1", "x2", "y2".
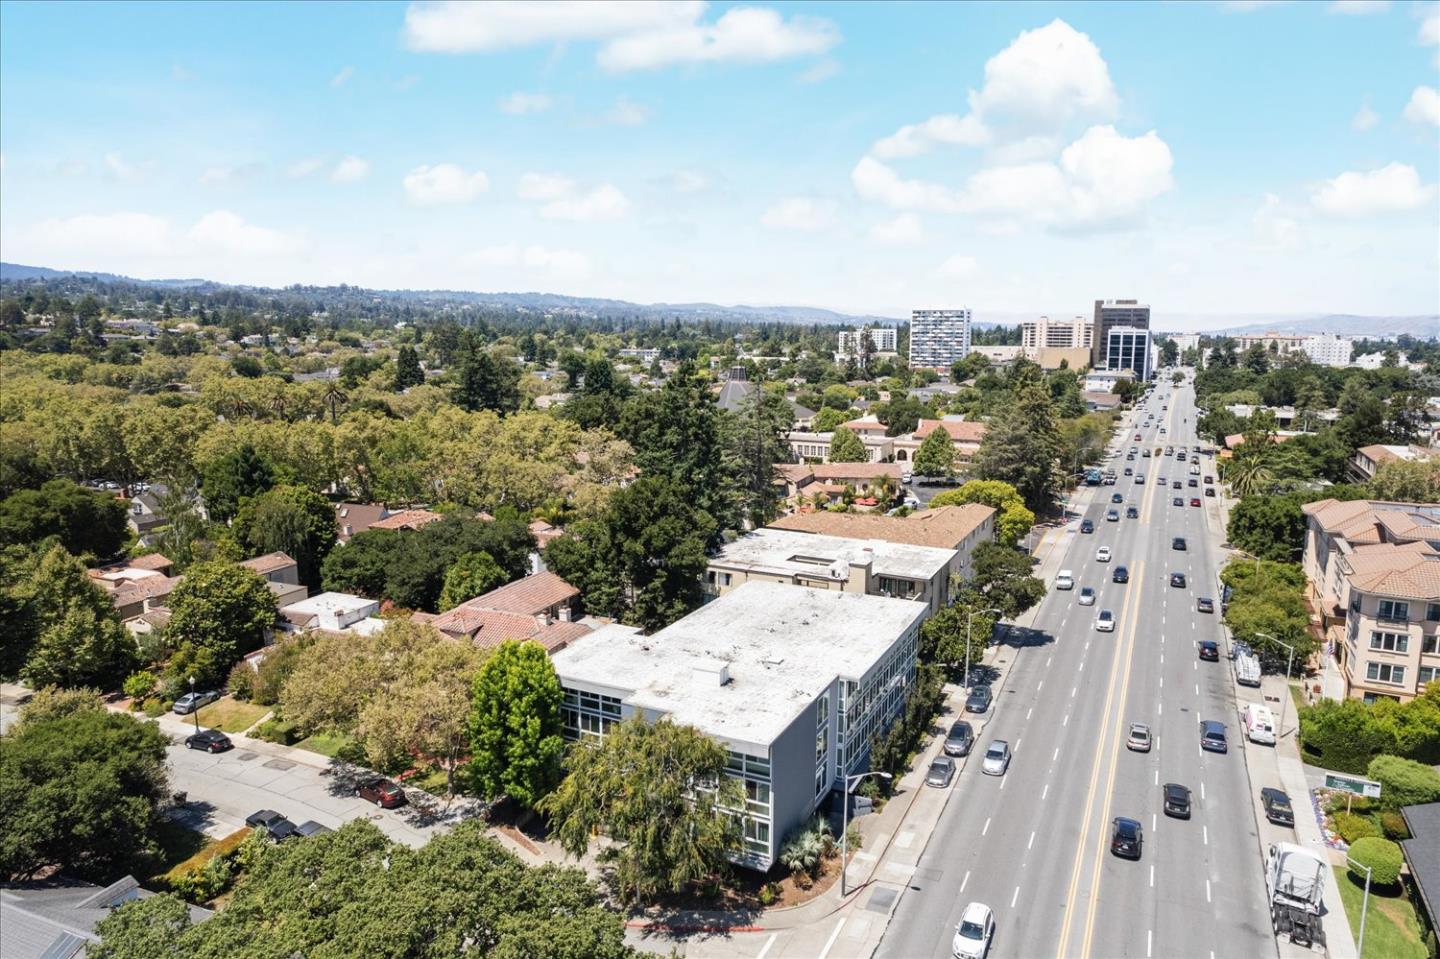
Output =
[
  {"x1": 322, "y1": 383, "x2": 348, "y2": 423},
  {"x1": 1227, "y1": 454, "x2": 1274, "y2": 497}
]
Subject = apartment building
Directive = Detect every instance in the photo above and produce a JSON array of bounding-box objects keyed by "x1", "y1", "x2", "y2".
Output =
[
  {"x1": 1303, "y1": 333, "x2": 1354, "y2": 368},
  {"x1": 1301, "y1": 498, "x2": 1440, "y2": 702},
  {"x1": 893, "y1": 418, "x2": 987, "y2": 469},
  {"x1": 549, "y1": 581, "x2": 926, "y2": 869},
  {"x1": 1092, "y1": 299, "x2": 1150, "y2": 368},
  {"x1": 1234, "y1": 332, "x2": 1307, "y2": 355},
  {"x1": 909, "y1": 309, "x2": 972, "y2": 370},
  {"x1": 837, "y1": 327, "x2": 898, "y2": 359},
  {"x1": 1104, "y1": 327, "x2": 1152, "y2": 381},
  {"x1": 1022, "y1": 315, "x2": 1093, "y2": 355}
]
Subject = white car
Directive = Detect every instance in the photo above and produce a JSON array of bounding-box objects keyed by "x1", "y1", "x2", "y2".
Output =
[
  {"x1": 952, "y1": 901, "x2": 996, "y2": 959},
  {"x1": 1056, "y1": 570, "x2": 1075, "y2": 590},
  {"x1": 1095, "y1": 546, "x2": 1112, "y2": 563},
  {"x1": 981, "y1": 740, "x2": 1011, "y2": 776},
  {"x1": 1078, "y1": 586, "x2": 1096, "y2": 606},
  {"x1": 1095, "y1": 609, "x2": 1116, "y2": 632}
]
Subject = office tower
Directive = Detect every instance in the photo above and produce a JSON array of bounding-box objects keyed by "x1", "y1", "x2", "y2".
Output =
[
  {"x1": 909, "y1": 309, "x2": 972, "y2": 369},
  {"x1": 1092, "y1": 299, "x2": 1150, "y2": 368},
  {"x1": 1021, "y1": 315, "x2": 1093, "y2": 355},
  {"x1": 1105, "y1": 327, "x2": 1152, "y2": 381}
]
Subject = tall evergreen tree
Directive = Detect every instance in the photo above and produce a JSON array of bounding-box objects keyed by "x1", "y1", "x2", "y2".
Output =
[
  {"x1": 394, "y1": 345, "x2": 424, "y2": 390},
  {"x1": 972, "y1": 382, "x2": 1062, "y2": 511}
]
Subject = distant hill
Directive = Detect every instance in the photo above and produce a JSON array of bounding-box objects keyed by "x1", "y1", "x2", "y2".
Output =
[
  {"x1": 0, "y1": 262, "x2": 211, "y2": 288},
  {"x1": 1211, "y1": 314, "x2": 1440, "y2": 339}
]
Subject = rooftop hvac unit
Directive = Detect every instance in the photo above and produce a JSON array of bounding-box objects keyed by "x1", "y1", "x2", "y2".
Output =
[{"x1": 828, "y1": 559, "x2": 848, "y2": 581}]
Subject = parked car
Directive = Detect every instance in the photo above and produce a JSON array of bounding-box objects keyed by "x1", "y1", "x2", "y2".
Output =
[
  {"x1": 356, "y1": 778, "x2": 407, "y2": 809},
  {"x1": 294, "y1": 820, "x2": 334, "y2": 837},
  {"x1": 926, "y1": 756, "x2": 957, "y2": 788},
  {"x1": 1170, "y1": 572, "x2": 1187, "y2": 588},
  {"x1": 1261, "y1": 787, "x2": 1295, "y2": 826},
  {"x1": 965, "y1": 685, "x2": 993, "y2": 714},
  {"x1": 1198, "y1": 640, "x2": 1220, "y2": 661},
  {"x1": 1172, "y1": 537, "x2": 1187, "y2": 551},
  {"x1": 1199, "y1": 720, "x2": 1228, "y2": 753},
  {"x1": 1204, "y1": 487, "x2": 1216, "y2": 497},
  {"x1": 184, "y1": 729, "x2": 233, "y2": 753},
  {"x1": 981, "y1": 740, "x2": 1011, "y2": 776},
  {"x1": 1126, "y1": 722, "x2": 1152, "y2": 752},
  {"x1": 245, "y1": 809, "x2": 298, "y2": 841},
  {"x1": 1095, "y1": 609, "x2": 1116, "y2": 632},
  {"x1": 1112, "y1": 565, "x2": 1130, "y2": 584},
  {"x1": 1197, "y1": 597, "x2": 1214, "y2": 613},
  {"x1": 1078, "y1": 586, "x2": 1096, "y2": 606},
  {"x1": 1110, "y1": 817, "x2": 1144, "y2": 859},
  {"x1": 1163, "y1": 783, "x2": 1192, "y2": 819},
  {"x1": 944, "y1": 720, "x2": 975, "y2": 757},
  {"x1": 172, "y1": 690, "x2": 220, "y2": 715},
  {"x1": 951, "y1": 902, "x2": 996, "y2": 959}
]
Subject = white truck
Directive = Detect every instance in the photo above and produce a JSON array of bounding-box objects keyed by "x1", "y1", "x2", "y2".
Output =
[
  {"x1": 1234, "y1": 651, "x2": 1262, "y2": 688},
  {"x1": 1266, "y1": 842, "x2": 1326, "y2": 948}
]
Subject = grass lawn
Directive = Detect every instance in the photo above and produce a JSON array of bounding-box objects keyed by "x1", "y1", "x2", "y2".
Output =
[
  {"x1": 294, "y1": 730, "x2": 356, "y2": 759},
  {"x1": 1332, "y1": 866, "x2": 1427, "y2": 959},
  {"x1": 146, "y1": 818, "x2": 210, "y2": 881},
  {"x1": 194, "y1": 697, "x2": 270, "y2": 734}
]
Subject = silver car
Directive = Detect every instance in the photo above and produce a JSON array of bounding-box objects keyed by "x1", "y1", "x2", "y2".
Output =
[
  {"x1": 926, "y1": 756, "x2": 957, "y2": 788},
  {"x1": 944, "y1": 720, "x2": 975, "y2": 757},
  {"x1": 981, "y1": 740, "x2": 1011, "y2": 777}
]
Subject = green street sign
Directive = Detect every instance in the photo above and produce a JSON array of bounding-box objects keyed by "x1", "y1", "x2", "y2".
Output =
[{"x1": 1324, "y1": 773, "x2": 1382, "y2": 799}]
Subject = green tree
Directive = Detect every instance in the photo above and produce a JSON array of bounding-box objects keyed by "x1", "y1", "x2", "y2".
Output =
[
  {"x1": 721, "y1": 389, "x2": 796, "y2": 528},
  {"x1": 394, "y1": 344, "x2": 425, "y2": 390},
  {"x1": 439, "y1": 550, "x2": 507, "y2": 610},
  {"x1": 912, "y1": 425, "x2": 956, "y2": 477},
  {"x1": 8, "y1": 545, "x2": 135, "y2": 690},
  {"x1": 454, "y1": 335, "x2": 521, "y2": 415},
  {"x1": 972, "y1": 382, "x2": 1061, "y2": 512},
  {"x1": 90, "y1": 895, "x2": 191, "y2": 959},
  {"x1": 1347, "y1": 836, "x2": 1403, "y2": 887},
  {"x1": 969, "y1": 542, "x2": 1046, "y2": 619},
  {"x1": 0, "y1": 478, "x2": 128, "y2": 557},
  {"x1": 812, "y1": 406, "x2": 849, "y2": 433},
  {"x1": 539, "y1": 718, "x2": 744, "y2": 905},
  {"x1": 467, "y1": 640, "x2": 566, "y2": 808},
  {"x1": 232, "y1": 484, "x2": 336, "y2": 588},
  {"x1": 0, "y1": 704, "x2": 170, "y2": 881},
  {"x1": 1226, "y1": 494, "x2": 1310, "y2": 561},
  {"x1": 1367, "y1": 755, "x2": 1440, "y2": 809},
  {"x1": 951, "y1": 352, "x2": 991, "y2": 384},
  {"x1": 930, "y1": 480, "x2": 1035, "y2": 547},
  {"x1": 151, "y1": 487, "x2": 211, "y2": 572},
  {"x1": 1369, "y1": 458, "x2": 1440, "y2": 502},
  {"x1": 827, "y1": 426, "x2": 869, "y2": 463},
  {"x1": 166, "y1": 561, "x2": 275, "y2": 669},
  {"x1": 200, "y1": 444, "x2": 275, "y2": 524},
  {"x1": 919, "y1": 592, "x2": 998, "y2": 670}
]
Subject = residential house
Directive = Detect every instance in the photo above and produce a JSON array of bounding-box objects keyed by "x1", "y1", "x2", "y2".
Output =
[
  {"x1": 1400, "y1": 801, "x2": 1440, "y2": 936},
  {"x1": 1, "y1": 876, "x2": 210, "y2": 959},
  {"x1": 279, "y1": 592, "x2": 381, "y2": 635},
  {"x1": 368, "y1": 508, "x2": 444, "y2": 533},
  {"x1": 126, "y1": 486, "x2": 169, "y2": 539},
  {"x1": 429, "y1": 571, "x2": 590, "y2": 652},
  {"x1": 89, "y1": 554, "x2": 180, "y2": 623},
  {"x1": 550, "y1": 581, "x2": 925, "y2": 870},
  {"x1": 1351, "y1": 444, "x2": 1437, "y2": 483},
  {"x1": 240, "y1": 551, "x2": 300, "y2": 586},
  {"x1": 892, "y1": 418, "x2": 986, "y2": 468},
  {"x1": 1083, "y1": 391, "x2": 1123, "y2": 412},
  {"x1": 334, "y1": 502, "x2": 389, "y2": 543}
]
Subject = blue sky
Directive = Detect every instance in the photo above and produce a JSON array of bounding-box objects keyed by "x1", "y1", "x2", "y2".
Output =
[{"x1": 1, "y1": 0, "x2": 1437, "y2": 325}]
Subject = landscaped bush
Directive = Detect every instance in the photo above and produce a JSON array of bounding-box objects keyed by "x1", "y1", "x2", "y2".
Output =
[
  {"x1": 1347, "y1": 836, "x2": 1403, "y2": 887},
  {"x1": 1299, "y1": 685, "x2": 1440, "y2": 773},
  {"x1": 254, "y1": 717, "x2": 299, "y2": 745},
  {"x1": 159, "y1": 828, "x2": 252, "y2": 903},
  {"x1": 1368, "y1": 754, "x2": 1440, "y2": 810},
  {"x1": 122, "y1": 671, "x2": 157, "y2": 703},
  {"x1": 1332, "y1": 811, "x2": 1381, "y2": 844},
  {"x1": 226, "y1": 660, "x2": 255, "y2": 701},
  {"x1": 140, "y1": 697, "x2": 165, "y2": 718},
  {"x1": 1379, "y1": 811, "x2": 1412, "y2": 841}
]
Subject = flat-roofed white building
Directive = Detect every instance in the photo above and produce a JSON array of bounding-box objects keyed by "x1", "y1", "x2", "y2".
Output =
[
  {"x1": 1022, "y1": 315, "x2": 1093, "y2": 354},
  {"x1": 1303, "y1": 333, "x2": 1353, "y2": 367},
  {"x1": 550, "y1": 581, "x2": 926, "y2": 869}
]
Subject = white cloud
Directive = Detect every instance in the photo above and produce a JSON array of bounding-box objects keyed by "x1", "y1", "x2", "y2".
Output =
[
  {"x1": 463, "y1": 242, "x2": 592, "y2": 277},
  {"x1": 937, "y1": 254, "x2": 978, "y2": 278},
  {"x1": 760, "y1": 196, "x2": 836, "y2": 231},
  {"x1": 287, "y1": 157, "x2": 326, "y2": 178},
  {"x1": 1252, "y1": 193, "x2": 1300, "y2": 249},
  {"x1": 1328, "y1": 0, "x2": 1389, "y2": 12},
  {"x1": 402, "y1": 163, "x2": 491, "y2": 205},
  {"x1": 29, "y1": 211, "x2": 174, "y2": 257},
  {"x1": 103, "y1": 152, "x2": 141, "y2": 181},
  {"x1": 403, "y1": 1, "x2": 839, "y2": 72},
  {"x1": 331, "y1": 65, "x2": 355, "y2": 87},
  {"x1": 1351, "y1": 104, "x2": 1379, "y2": 131},
  {"x1": 197, "y1": 163, "x2": 264, "y2": 185},
  {"x1": 331, "y1": 155, "x2": 371, "y2": 183},
  {"x1": 605, "y1": 95, "x2": 651, "y2": 125},
  {"x1": 516, "y1": 171, "x2": 576, "y2": 200},
  {"x1": 499, "y1": 91, "x2": 553, "y2": 114},
  {"x1": 1422, "y1": 9, "x2": 1440, "y2": 53},
  {"x1": 798, "y1": 59, "x2": 839, "y2": 83},
  {"x1": 21, "y1": 209, "x2": 303, "y2": 269},
  {"x1": 1055, "y1": 125, "x2": 1174, "y2": 226},
  {"x1": 1403, "y1": 85, "x2": 1440, "y2": 126},
  {"x1": 540, "y1": 183, "x2": 630, "y2": 221},
  {"x1": 1311, "y1": 162, "x2": 1438, "y2": 215},
  {"x1": 872, "y1": 114, "x2": 990, "y2": 159},
  {"x1": 869, "y1": 213, "x2": 925, "y2": 246},
  {"x1": 669, "y1": 170, "x2": 708, "y2": 193},
  {"x1": 188, "y1": 210, "x2": 303, "y2": 256}
]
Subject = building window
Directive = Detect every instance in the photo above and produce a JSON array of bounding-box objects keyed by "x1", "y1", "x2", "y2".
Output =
[
  {"x1": 743, "y1": 819, "x2": 770, "y2": 856},
  {"x1": 816, "y1": 765, "x2": 827, "y2": 797},
  {"x1": 1424, "y1": 634, "x2": 1438, "y2": 655},
  {"x1": 1349, "y1": 593, "x2": 1362, "y2": 615},
  {"x1": 1427, "y1": 604, "x2": 1440, "y2": 622},
  {"x1": 1369, "y1": 631, "x2": 1409, "y2": 653},
  {"x1": 1419, "y1": 666, "x2": 1439, "y2": 687},
  {"x1": 1377, "y1": 600, "x2": 1410, "y2": 622},
  {"x1": 745, "y1": 779, "x2": 771, "y2": 814},
  {"x1": 1366, "y1": 662, "x2": 1406, "y2": 685}
]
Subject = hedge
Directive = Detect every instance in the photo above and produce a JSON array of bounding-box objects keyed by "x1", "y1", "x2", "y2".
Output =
[
  {"x1": 1347, "y1": 836, "x2": 1403, "y2": 887},
  {"x1": 254, "y1": 717, "x2": 300, "y2": 745},
  {"x1": 1298, "y1": 686, "x2": 1440, "y2": 774},
  {"x1": 1367, "y1": 754, "x2": 1440, "y2": 810},
  {"x1": 159, "y1": 828, "x2": 252, "y2": 902},
  {"x1": 1332, "y1": 811, "x2": 1381, "y2": 844}
]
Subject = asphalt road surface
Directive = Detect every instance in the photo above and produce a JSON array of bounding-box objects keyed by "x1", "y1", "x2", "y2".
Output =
[{"x1": 878, "y1": 375, "x2": 1277, "y2": 959}]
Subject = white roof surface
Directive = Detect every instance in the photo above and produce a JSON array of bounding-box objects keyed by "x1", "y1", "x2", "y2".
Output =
[
  {"x1": 279, "y1": 591, "x2": 376, "y2": 615},
  {"x1": 710, "y1": 528, "x2": 955, "y2": 582},
  {"x1": 551, "y1": 581, "x2": 926, "y2": 747}
]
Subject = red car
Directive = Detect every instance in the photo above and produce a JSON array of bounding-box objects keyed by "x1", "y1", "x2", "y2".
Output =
[
  {"x1": 356, "y1": 778, "x2": 407, "y2": 808},
  {"x1": 1134, "y1": 433, "x2": 1142, "y2": 441},
  {"x1": 1190, "y1": 497, "x2": 1201, "y2": 507}
]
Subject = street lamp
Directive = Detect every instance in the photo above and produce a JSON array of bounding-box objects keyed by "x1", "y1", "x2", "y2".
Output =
[
  {"x1": 1254, "y1": 632, "x2": 1297, "y2": 740},
  {"x1": 840, "y1": 770, "x2": 892, "y2": 897},
  {"x1": 1344, "y1": 853, "x2": 1373, "y2": 958},
  {"x1": 964, "y1": 606, "x2": 1005, "y2": 690},
  {"x1": 187, "y1": 675, "x2": 200, "y2": 735}
]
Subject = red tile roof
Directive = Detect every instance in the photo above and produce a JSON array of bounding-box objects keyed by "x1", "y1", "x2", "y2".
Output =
[
  {"x1": 462, "y1": 571, "x2": 579, "y2": 616},
  {"x1": 128, "y1": 553, "x2": 174, "y2": 571},
  {"x1": 369, "y1": 508, "x2": 443, "y2": 531},
  {"x1": 240, "y1": 551, "x2": 297, "y2": 575},
  {"x1": 912, "y1": 419, "x2": 987, "y2": 444}
]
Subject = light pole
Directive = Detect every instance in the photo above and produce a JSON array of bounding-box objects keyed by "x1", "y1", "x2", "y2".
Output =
[
  {"x1": 840, "y1": 770, "x2": 892, "y2": 897},
  {"x1": 187, "y1": 675, "x2": 200, "y2": 735},
  {"x1": 1254, "y1": 631, "x2": 1297, "y2": 740},
  {"x1": 1345, "y1": 853, "x2": 1372, "y2": 958},
  {"x1": 964, "y1": 606, "x2": 1005, "y2": 690}
]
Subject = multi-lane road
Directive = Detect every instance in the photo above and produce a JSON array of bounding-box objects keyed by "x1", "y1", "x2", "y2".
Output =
[{"x1": 879, "y1": 376, "x2": 1277, "y2": 959}]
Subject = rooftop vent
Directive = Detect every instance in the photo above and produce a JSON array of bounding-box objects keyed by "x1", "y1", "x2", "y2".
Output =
[
  {"x1": 763, "y1": 655, "x2": 785, "y2": 666},
  {"x1": 692, "y1": 661, "x2": 732, "y2": 686}
]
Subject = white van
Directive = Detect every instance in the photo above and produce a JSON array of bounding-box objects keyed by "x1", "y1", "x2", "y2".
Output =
[
  {"x1": 1056, "y1": 570, "x2": 1075, "y2": 590},
  {"x1": 1243, "y1": 703, "x2": 1276, "y2": 745}
]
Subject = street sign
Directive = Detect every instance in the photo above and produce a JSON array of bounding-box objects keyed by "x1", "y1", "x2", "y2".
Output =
[{"x1": 1325, "y1": 773, "x2": 1382, "y2": 800}]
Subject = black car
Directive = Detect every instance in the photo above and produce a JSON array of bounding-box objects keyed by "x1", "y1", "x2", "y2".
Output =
[
  {"x1": 1197, "y1": 597, "x2": 1214, "y2": 613},
  {"x1": 1198, "y1": 640, "x2": 1220, "y2": 661},
  {"x1": 1200, "y1": 720, "x2": 1228, "y2": 753},
  {"x1": 1204, "y1": 486, "x2": 1216, "y2": 497},
  {"x1": 1172, "y1": 537, "x2": 1187, "y2": 551},
  {"x1": 245, "y1": 809, "x2": 298, "y2": 841},
  {"x1": 1261, "y1": 787, "x2": 1295, "y2": 826},
  {"x1": 1172, "y1": 496, "x2": 1184, "y2": 507},
  {"x1": 294, "y1": 820, "x2": 334, "y2": 837},
  {"x1": 1112, "y1": 565, "x2": 1129, "y2": 583},
  {"x1": 1170, "y1": 572, "x2": 1187, "y2": 588},
  {"x1": 1111, "y1": 817, "x2": 1144, "y2": 859},
  {"x1": 965, "y1": 685, "x2": 993, "y2": 714},
  {"x1": 1163, "y1": 783, "x2": 1192, "y2": 819},
  {"x1": 1125, "y1": 505, "x2": 1139, "y2": 518},
  {"x1": 1172, "y1": 480, "x2": 1182, "y2": 490},
  {"x1": 184, "y1": 729, "x2": 233, "y2": 753},
  {"x1": 1123, "y1": 467, "x2": 1134, "y2": 476},
  {"x1": 1080, "y1": 519, "x2": 1095, "y2": 534},
  {"x1": 1111, "y1": 492, "x2": 1123, "y2": 504}
]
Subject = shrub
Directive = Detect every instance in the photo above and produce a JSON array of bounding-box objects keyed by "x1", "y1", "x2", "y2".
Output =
[
  {"x1": 140, "y1": 697, "x2": 165, "y2": 718},
  {"x1": 1348, "y1": 836, "x2": 1403, "y2": 887},
  {"x1": 122, "y1": 671, "x2": 157, "y2": 702},
  {"x1": 1379, "y1": 811, "x2": 1412, "y2": 841},
  {"x1": 226, "y1": 660, "x2": 255, "y2": 701},
  {"x1": 758, "y1": 882, "x2": 780, "y2": 906},
  {"x1": 159, "y1": 828, "x2": 251, "y2": 903},
  {"x1": 1368, "y1": 754, "x2": 1440, "y2": 810},
  {"x1": 1332, "y1": 811, "x2": 1381, "y2": 844},
  {"x1": 254, "y1": 717, "x2": 299, "y2": 745}
]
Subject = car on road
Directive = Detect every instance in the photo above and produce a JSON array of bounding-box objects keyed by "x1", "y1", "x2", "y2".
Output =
[
  {"x1": 1095, "y1": 546, "x2": 1112, "y2": 562},
  {"x1": 926, "y1": 756, "x2": 957, "y2": 788},
  {"x1": 1080, "y1": 519, "x2": 1095, "y2": 534},
  {"x1": 1110, "y1": 817, "x2": 1144, "y2": 859},
  {"x1": 184, "y1": 729, "x2": 233, "y2": 753},
  {"x1": 1163, "y1": 783, "x2": 1192, "y2": 819},
  {"x1": 1056, "y1": 570, "x2": 1075, "y2": 590},
  {"x1": 1106, "y1": 509, "x2": 1119, "y2": 522},
  {"x1": 1172, "y1": 536, "x2": 1187, "y2": 551},
  {"x1": 1095, "y1": 609, "x2": 1116, "y2": 632},
  {"x1": 245, "y1": 809, "x2": 298, "y2": 841},
  {"x1": 1172, "y1": 480, "x2": 1182, "y2": 490},
  {"x1": 1204, "y1": 487, "x2": 1215, "y2": 497},
  {"x1": 952, "y1": 902, "x2": 996, "y2": 959},
  {"x1": 1170, "y1": 571, "x2": 1187, "y2": 588},
  {"x1": 1190, "y1": 497, "x2": 1202, "y2": 507},
  {"x1": 1112, "y1": 565, "x2": 1129, "y2": 583},
  {"x1": 1199, "y1": 720, "x2": 1228, "y2": 753},
  {"x1": 1125, "y1": 505, "x2": 1138, "y2": 518},
  {"x1": 981, "y1": 740, "x2": 1011, "y2": 776},
  {"x1": 1204, "y1": 475, "x2": 1214, "y2": 483},
  {"x1": 965, "y1": 685, "x2": 993, "y2": 714},
  {"x1": 1188, "y1": 478, "x2": 1198, "y2": 487},
  {"x1": 944, "y1": 720, "x2": 975, "y2": 757},
  {"x1": 1135, "y1": 474, "x2": 1146, "y2": 484},
  {"x1": 1198, "y1": 639, "x2": 1220, "y2": 661},
  {"x1": 1172, "y1": 496, "x2": 1183, "y2": 507},
  {"x1": 294, "y1": 820, "x2": 334, "y2": 837},
  {"x1": 1123, "y1": 467, "x2": 1133, "y2": 476},
  {"x1": 1126, "y1": 722, "x2": 1152, "y2": 752},
  {"x1": 1261, "y1": 787, "x2": 1295, "y2": 826},
  {"x1": 357, "y1": 777, "x2": 407, "y2": 809},
  {"x1": 1078, "y1": 586, "x2": 1096, "y2": 606},
  {"x1": 1134, "y1": 433, "x2": 1142, "y2": 440},
  {"x1": 172, "y1": 690, "x2": 220, "y2": 715},
  {"x1": 1197, "y1": 597, "x2": 1214, "y2": 613},
  {"x1": 1111, "y1": 492, "x2": 1124, "y2": 504}
]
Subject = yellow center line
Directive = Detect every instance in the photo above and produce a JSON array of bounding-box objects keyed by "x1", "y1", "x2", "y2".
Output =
[{"x1": 1053, "y1": 558, "x2": 1148, "y2": 959}]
